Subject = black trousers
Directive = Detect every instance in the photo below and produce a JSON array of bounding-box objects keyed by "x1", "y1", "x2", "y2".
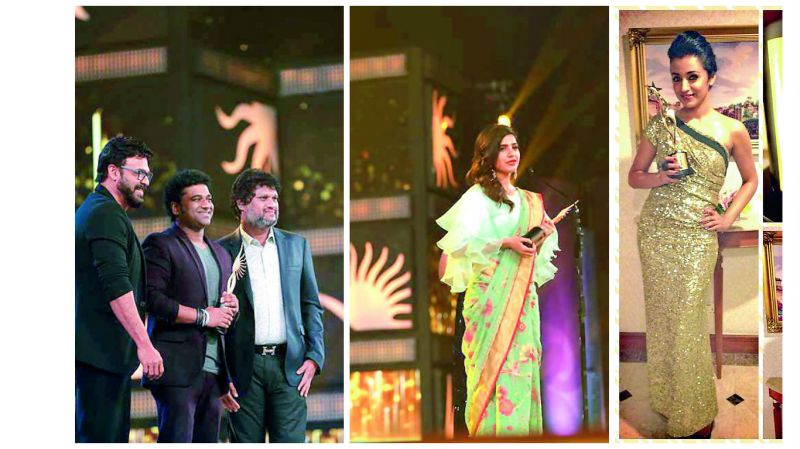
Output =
[
  {"x1": 75, "y1": 361, "x2": 131, "y2": 443},
  {"x1": 150, "y1": 371, "x2": 222, "y2": 443},
  {"x1": 228, "y1": 352, "x2": 307, "y2": 443}
]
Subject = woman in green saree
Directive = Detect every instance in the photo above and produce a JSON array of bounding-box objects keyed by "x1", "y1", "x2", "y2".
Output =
[
  {"x1": 628, "y1": 31, "x2": 757, "y2": 438},
  {"x1": 437, "y1": 124, "x2": 558, "y2": 437}
]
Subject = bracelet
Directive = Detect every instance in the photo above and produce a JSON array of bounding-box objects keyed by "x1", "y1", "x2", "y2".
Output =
[{"x1": 196, "y1": 308, "x2": 209, "y2": 327}]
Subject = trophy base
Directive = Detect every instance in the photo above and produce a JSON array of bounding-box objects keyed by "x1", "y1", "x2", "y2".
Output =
[{"x1": 668, "y1": 167, "x2": 695, "y2": 179}]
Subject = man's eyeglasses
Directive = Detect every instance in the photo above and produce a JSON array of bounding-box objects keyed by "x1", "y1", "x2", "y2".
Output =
[{"x1": 120, "y1": 166, "x2": 154, "y2": 183}]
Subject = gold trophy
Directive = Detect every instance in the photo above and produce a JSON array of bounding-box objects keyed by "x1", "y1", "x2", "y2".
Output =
[
  {"x1": 523, "y1": 200, "x2": 579, "y2": 247},
  {"x1": 648, "y1": 82, "x2": 694, "y2": 179},
  {"x1": 226, "y1": 243, "x2": 247, "y2": 294},
  {"x1": 217, "y1": 243, "x2": 247, "y2": 335}
]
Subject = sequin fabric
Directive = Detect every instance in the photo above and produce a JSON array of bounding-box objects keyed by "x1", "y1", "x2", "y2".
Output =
[{"x1": 636, "y1": 115, "x2": 728, "y2": 437}]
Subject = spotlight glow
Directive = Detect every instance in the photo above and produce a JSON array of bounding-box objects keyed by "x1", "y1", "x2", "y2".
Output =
[
  {"x1": 92, "y1": 109, "x2": 102, "y2": 188},
  {"x1": 497, "y1": 114, "x2": 512, "y2": 127}
]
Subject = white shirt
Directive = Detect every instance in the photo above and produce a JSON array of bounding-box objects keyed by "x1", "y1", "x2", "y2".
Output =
[{"x1": 241, "y1": 226, "x2": 286, "y2": 344}]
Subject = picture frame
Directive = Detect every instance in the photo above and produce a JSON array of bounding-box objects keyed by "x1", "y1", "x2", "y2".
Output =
[
  {"x1": 627, "y1": 26, "x2": 759, "y2": 150},
  {"x1": 763, "y1": 228, "x2": 783, "y2": 333}
]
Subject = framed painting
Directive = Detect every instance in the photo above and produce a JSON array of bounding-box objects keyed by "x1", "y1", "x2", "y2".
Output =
[
  {"x1": 627, "y1": 26, "x2": 759, "y2": 150},
  {"x1": 763, "y1": 228, "x2": 782, "y2": 333}
]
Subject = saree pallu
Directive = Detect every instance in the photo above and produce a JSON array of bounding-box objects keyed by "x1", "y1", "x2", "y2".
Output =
[
  {"x1": 637, "y1": 115, "x2": 729, "y2": 437},
  {"x1": 437, "y1": 186, "x2": 559, "y2": 437}
]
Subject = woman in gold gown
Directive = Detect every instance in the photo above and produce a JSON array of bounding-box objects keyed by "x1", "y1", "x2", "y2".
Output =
[{"x1": 628, "y1": 31, "x2": 757, "y2": 438}]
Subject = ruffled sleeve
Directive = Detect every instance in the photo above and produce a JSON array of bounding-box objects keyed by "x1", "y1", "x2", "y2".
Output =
[
  {"x1": 533, "y1": 219, "x2": 560, "y2": 289},
  {"x1": 436, "y1": 186, "x2": 503, "y2": 293}
]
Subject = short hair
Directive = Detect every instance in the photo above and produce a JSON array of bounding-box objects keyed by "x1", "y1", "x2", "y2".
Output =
[
  {"x1": 668, "y1": 31, "x2": 718, "y2": 77},
  {"x1": 95, "y1": 136, "x2": 153, "y2": 183},
  {"x1": 230, "y1": 169, "x2": 282, "y2": 220},
  {"x1": 163, "y1": 169, "x2": 211, "y2": 221}
]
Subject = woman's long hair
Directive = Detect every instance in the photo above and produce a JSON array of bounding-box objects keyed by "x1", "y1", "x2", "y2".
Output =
[{"x1": 466, "y1": 124, "x2": 518, "y2": 210}]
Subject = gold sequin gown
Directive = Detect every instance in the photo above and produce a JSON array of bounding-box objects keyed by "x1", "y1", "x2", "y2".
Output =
[{"x1": 637, "y1": 115, "x2": 729, "y2": 437}]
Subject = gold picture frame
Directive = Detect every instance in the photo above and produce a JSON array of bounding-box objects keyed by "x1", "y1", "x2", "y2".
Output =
[
  {"x1": 627, "y1": 26, "x2": 759, "y2": 141},
  {"x1": 763, "y1": 230, "x2": 783, "y2": 333}
]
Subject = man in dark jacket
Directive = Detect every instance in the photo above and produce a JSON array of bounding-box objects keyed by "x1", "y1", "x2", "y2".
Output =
[
  {"x1": 75, "y1": 136, "x2": 164, "y2": 442},
  {"x1": 218, "y1": 169, "x2": 325, "y2": 443},
  {"x1": 142, "y1": 169, "x2": 239, "y2": 442}
]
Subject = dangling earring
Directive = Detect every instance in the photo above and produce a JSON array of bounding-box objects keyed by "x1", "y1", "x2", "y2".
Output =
[{"x1": 491, "y1": 169, "x2": 496, "y2": 180}]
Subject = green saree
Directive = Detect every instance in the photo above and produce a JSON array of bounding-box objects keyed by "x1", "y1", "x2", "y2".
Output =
[{"x1": 437, "y1": 184, "x2": 559, "y2": 436}]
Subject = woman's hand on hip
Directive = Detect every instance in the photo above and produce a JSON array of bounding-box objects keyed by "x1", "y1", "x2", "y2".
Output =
[
  {"x1": 699, "y1": 206, "x2": 733, "y2": 232},
  {"x1": 502, "y1": 236, "x2": 537, "y2": 256}
]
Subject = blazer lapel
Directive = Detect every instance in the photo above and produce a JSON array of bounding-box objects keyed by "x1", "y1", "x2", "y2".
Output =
[
  {"x1": 173, "y1": 225, "x2": 209, "y2": 303},
  {"x1": 273, "y1": 229, "x2": 292, "y2": 310},
  {"x1": 133, "y1": 222, "x2": 147, "y2": 309},
  {"x1": 207, "y1": 237, "x2": 229, "y2": 304}
]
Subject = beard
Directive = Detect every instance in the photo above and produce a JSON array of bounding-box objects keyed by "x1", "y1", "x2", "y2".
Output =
[
  {"x1": 246, "y1": 209, "x2": 278, "y2": 229},
  {"x1": 118, "y1": 178, "x2": 146, "y2": 208}
]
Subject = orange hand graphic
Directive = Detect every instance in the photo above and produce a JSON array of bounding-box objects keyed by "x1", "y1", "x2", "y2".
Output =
[
  {"x1": 216, "y1": 102, "x2": 279, "y2": 175},
  {"x1": 432, "y1": 90, "x2": 458, "y2": 189}
]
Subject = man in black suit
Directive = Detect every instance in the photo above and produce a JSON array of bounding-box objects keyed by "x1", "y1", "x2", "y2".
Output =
[
  {"x1": 142, "y1": 169, "x2": 240, "y2": 442},
  {"x1": 75, "y1": 136, "x2": 164, "y2": 442},
  {"x1": 218, "y1": 169, "x2": 325, "y2": 443}
]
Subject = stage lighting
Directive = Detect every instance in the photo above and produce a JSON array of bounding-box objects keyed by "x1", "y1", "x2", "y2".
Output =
[
  {"x1": 92, "y1": 109, "x2": 103, "y2": 188},
  {"x1": 498, "y1": 114, "x2": 511, "y2": 127}
]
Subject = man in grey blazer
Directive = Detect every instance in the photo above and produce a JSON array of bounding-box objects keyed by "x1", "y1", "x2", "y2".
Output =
[{"x1": 218, "y1": 169, "x2": 324, "y2": 443}]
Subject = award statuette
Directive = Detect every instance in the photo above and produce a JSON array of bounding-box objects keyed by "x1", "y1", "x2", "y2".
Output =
[
  {"x1": 523, "y1": 200, "x2": 579, "y2": 247},
  {"x1": 217, "y1": 243, "x2": 247, "y2": 335},
  {"x1": 226, "y1": 243, "x2": 247, "y2": 294},
  {"x1": 648, "y1": 83, "x2": 694, "y2": 179}
]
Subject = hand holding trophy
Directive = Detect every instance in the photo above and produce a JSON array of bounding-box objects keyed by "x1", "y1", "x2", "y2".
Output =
[
  {"x1": 522, "y1": 200, "x2": 579, "y2": 248},
  {"x1": 648, "y1": 82, "x2": 694, "y2": 179}
]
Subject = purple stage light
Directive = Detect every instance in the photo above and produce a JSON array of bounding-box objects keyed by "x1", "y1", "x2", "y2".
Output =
[{"x1": 539, "y1": 186, "x2": 584, "y2": 436}]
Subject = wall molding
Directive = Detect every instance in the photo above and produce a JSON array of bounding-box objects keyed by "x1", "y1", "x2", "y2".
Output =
[{"x1": 620, "y1": 332, "x2": 758, "y2": 354}]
